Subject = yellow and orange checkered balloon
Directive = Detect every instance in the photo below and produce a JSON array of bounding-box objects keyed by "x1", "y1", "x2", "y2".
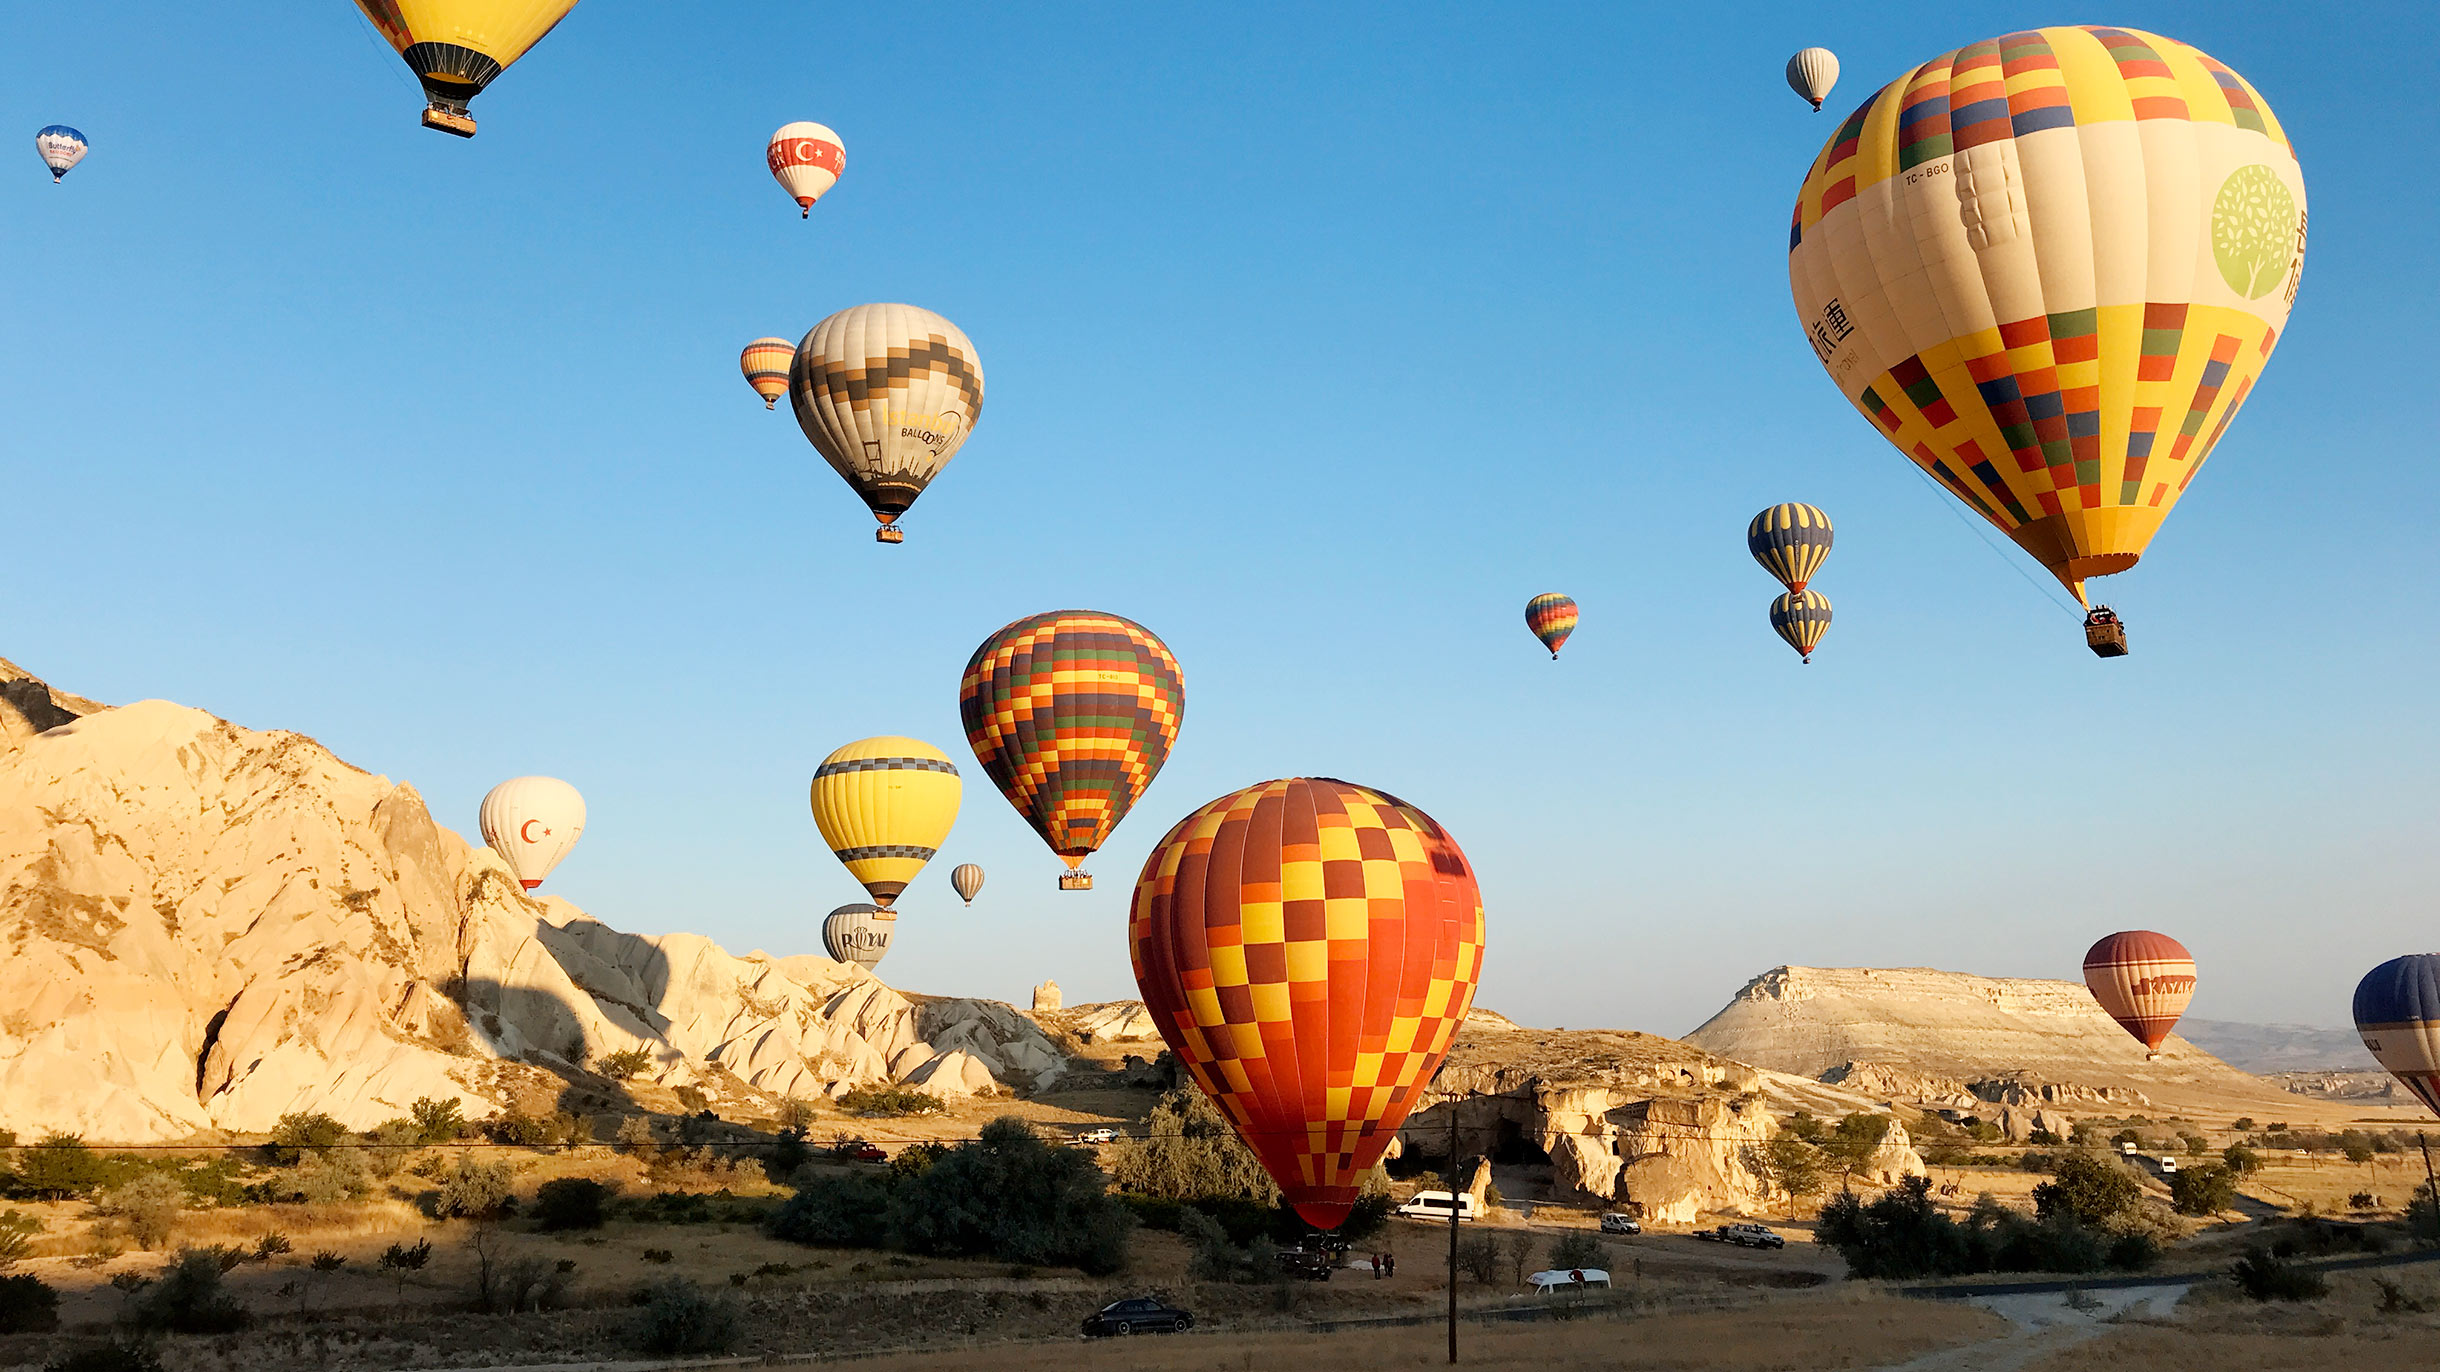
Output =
[{"x1": 1130, "y1": 778, "x2": 1486, "y2": 1229}]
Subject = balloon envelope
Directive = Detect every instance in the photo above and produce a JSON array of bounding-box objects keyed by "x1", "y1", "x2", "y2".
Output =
[
  {"x1": 1131, "y1": 778, "x2": 1485, "y2": 1229},
  {"x1": 822, "y1": 903, "x2": 897, "y2": 972},
  {"x1": 960, "y1": 611, "x2": 1183, "y2": 879},
  {"x1": 2353, "y1": 954, "x2": 2440, "y2": 1118},
  {"x1": 35, "y1": 126, "x2": 86, "y2": 182},
  {"x1": 767, "y1": 121, "x2": 844, "y2": 217},
  {"x1": 350, "y1": 0, "x2": 580, "y2": 132},
  {"x1": 1769, "y1": 590, "x2": 1832, "y2": 661},
  {"x1": 1747, "y1": 503, "x2": 1833, "y2": 593},
  {"x1": 950, "y1": 863, "x2": 985, "y2": 905},
  {"x1": 809, "y1": 736, "x2": 961, "y2": 907},
  {"x1": 789, "y1": 303, "x2": 983, "y2": 540},
  {"x1": 740, "y1": 337, "x2": 793, "y2": 409},
  {"x1": 2082, "y1": 931, "x2": 2196, "y2": 1052},
  {"x1": 478, "y1": 776, "x2": 586, "y2": 890},
  {"x1": 1786, "y1": 47, "x2": 1839, "y2": 110},
  {"x1": 1524, "y1": 593, "x2": 1578, "y2": 658},
  {"x1": 1789, "y1": 27, "x2": 2305, "y2": 607}
]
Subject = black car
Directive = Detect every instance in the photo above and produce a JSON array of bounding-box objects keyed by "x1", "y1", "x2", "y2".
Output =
[{"x1": 1081, "y1": 1297, "x2": 1194, "y2": 1337}]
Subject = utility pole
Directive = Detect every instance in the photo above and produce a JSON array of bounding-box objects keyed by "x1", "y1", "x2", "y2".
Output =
[
  {"x1": 2418, "y1": 1131, "x2": 2438, "y2": 1244},
  {"x1": 1448, "y1": 1091, "x2": 1459, "y2": 1365}
]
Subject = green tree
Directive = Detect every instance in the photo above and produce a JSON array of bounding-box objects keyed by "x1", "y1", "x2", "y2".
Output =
[
  {"x1": 267, "y1": 1113, "x2": 349, "y2": 1165},
  {"x1": 1104, "y1": 1086, "x2": 1280, "y2": 1203},
  {"x1": 2169, "y1": 1163, "x2": 2238, "y2": 1217},
  {"x1": 1824, "y1": 1113, "x2": 1894, "y2": 1183},
  {"x1": 1546, "y1": 1230, "x2": 1608, "y2": 1271},
  {"x1": 2223, "y1": 1143, "x2": 2262, "y2": 1174},
  {"x1": 2032, "y1": 1152, "x2": 2143, "y2": 1228},
  {"x1": 126, "y1": 1250, "x2": 249, "y2": 1334},
  {"x1": 886, "y1": 1118, "x2": 1133, "y2": 1275},
  {"x1": 14, "y1": 1136, "x2": 108, "y2": 1199},
  {"x1": 1743, "y1": 1136, "x2": 1826, "y2": 1207},
  {"x1": 431, "y1": 1157, "x2": 516, "y2": 1220},
  {"x1": 410, "y1": 1097, "x2": 467, "y2": 1145},
  {"x1": 766, "y1": 1171, "x2": 893, "y2": 1249},
  {"x1": 532, "y1": 1178, "x2": 613, "y2": 1231}
]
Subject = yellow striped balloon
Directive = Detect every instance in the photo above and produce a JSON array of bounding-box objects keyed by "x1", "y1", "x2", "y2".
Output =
[
  {"x1": 739, "y1": 337, "x2": 793, "y2": 410},
  {"x1": 1747, "y1": 504, "x2": 1833, "y2": 594},
  {"x1": 809, "y1": 737, "x2": 961, "y2": 907},
  {"x1": 1789, "y1": 28, "x2": 2304, "y2": 609},
  {"x1": 1769, "y1": 590, "x2": 1832, "y2": 663}
]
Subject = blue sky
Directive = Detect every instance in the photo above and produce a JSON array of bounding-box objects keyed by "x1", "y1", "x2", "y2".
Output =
[{"x1": 7, "y1": 3, "x2": 2434, "y2": 1035}]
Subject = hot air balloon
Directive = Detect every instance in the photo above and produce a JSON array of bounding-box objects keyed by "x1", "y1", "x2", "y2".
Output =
[
  {"x1": 2354, "y1": 955, "x2": 2440, "y2": 1118},
  {"x1": 349, "y1": 1, "x2": 581, "y2": 137},
  {"x1": 789, "y1": 303, "x2": 983, "y2": 544},
  {"x1": 35, "y1": 126, "x2": 86, "y2": 183},
  {"x1": 960, "y1": 611, "x2": 1183, "y2": 891},
  {"x1": 1748, "y1": 503, "x2": 1833, "y2": 593},
  {"x1": 822, "y1": 903, "x2": 897, "y2": 972},
  {"x1": 1523, "y1": 593, "x2": 1578, "y2": 659},
  {"x1": 1786, "y1": 48, "x2": 1839, "y2": 111},
  {"x1": 740, "y1": 337, "x2": 793, "y2": 410},
  {"x1": 767, "y1": 122, "x2": 844, "y2": 218},
  {"x1": 2082, "y1": 931, "x2": 2197, "y2": 1058},
  {"x1": 950, "y1": 863, "x2": 985, "y2": 906},
  {"x1": 1130, "y1": 777, "x2": 1486, "y2": 1229},
  {"x1": 1769, "y1": 590, "x2": 1831, "y2": 662},
  {"x1": 1789, "y1": 28, "x2": 2305, "y2": 653},
  {"x1": 478, "y1": 776, "x2": 585, "y2": 891},
  {"x1": 809, "y1": 737, "x2": 961, "y2": 907}
]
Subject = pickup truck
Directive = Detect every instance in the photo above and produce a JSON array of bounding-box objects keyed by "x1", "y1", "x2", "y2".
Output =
[
  {"x1": 832, "y1": 1139, "x2": 887, "y2": 1163},
  {"x1": 1072, "y1": 1127, "x2": 1120, "y2": 1145},
  {"x1": 1695, "y1": 1224, "x2": 1785, "y2": 1249}
]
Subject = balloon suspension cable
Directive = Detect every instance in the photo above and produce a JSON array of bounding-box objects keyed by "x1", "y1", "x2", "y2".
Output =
[{"x1": 1909, "y1": 468, "x2": 2085, "y2": 618}]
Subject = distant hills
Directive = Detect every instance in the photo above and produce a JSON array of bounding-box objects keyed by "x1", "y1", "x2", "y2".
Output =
[{"x1": 2173, "y1": 1019, "x2": 2378, "y2": 1074}]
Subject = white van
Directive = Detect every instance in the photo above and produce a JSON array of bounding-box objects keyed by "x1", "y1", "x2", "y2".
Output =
[
  {"x1": 1396, "y1": 1190, "x2": 1478, "y2": 1222},
  {"x1": 2157, "y1": 1156, "x2": 2179, "y2": 1175},
  {"x1": 1528, "y1": 1268, "x2": 1610, "y2": 1294}
]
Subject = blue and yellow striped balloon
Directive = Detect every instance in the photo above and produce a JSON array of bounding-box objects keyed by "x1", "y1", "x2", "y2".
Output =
[
  {"x1": 1769, "y1": 590, "x2": 1832, "y2": 663},
  {"x1": 1748, "y1": 503, "x2": 1834, "y2": 593}
]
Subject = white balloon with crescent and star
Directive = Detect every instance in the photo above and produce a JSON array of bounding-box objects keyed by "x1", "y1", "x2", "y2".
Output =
[{"x1": 479, "y1": 776, "x2": 586, "y2": 891}]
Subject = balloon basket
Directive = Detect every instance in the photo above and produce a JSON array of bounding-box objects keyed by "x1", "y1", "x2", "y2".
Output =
[
  {"x1": 1059, "y1": 871, "x2": 1093, "y2": 891},
  {"x1": 875, "y1": 525, "x2": 905, "y2": 545},
  {"x1": 2083, "y1": 610, "x2": 2128, "y2": 658},
  {"x1": 420, "y1": 106, "x2": 477, "y2": 138}
]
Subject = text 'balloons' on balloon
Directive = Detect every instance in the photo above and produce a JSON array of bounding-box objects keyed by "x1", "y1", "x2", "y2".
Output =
[
  {"x1": 789, "y1": 303, "x2": 984, "y2": 545},
  {"x1": 950, "y1": 863, "x2": 985, "y2": 906},
  {"x1": 1747, "y1": 503, "x2": 1833, "y2": 594},
  {"x1": 349, "y1": 0, "x2": 581, "y2": 137},
  {"x1": 1786, "y1": 48, "x2": 1839, "y2": 111},
  {"x1": 1789, "y1": 27, "x2": 2305, "y2": 629},
  {"x1": 960, "y1": 611, "x2": 1184, "y2": 891},
  {"x1": 740, "y1": 337, "x2": 794, "y2": 410},
  {"x1": 822, "y1": 903, "x2": 897, "y2": 972},
  {"x1": 2354, "y1": 954, "x2": 2440, "y2": 1119},
  {"x1": 1130, "y1": 777, "x2": 1486, "y2": 1229},
  {"x1": 479, "y1": 776, "x2": 586, "y2": 891},
  {"x1": 767, "y1": 121, "x2": 845, "y2": 218},
  {"x1": 35, "y1": 126, "x2": 87, "y2": 182},
  {"x1": 2082, "y1": 931, "x2": 2197, "y2": 1056},
  {"x1": 1769, "y1": 590, "x2": 1831, "y2": 663},
  {"x1": 1524, "y1": 594, "x2": 1578, "y2": 659},
  {"x1": 809, "y1": 737, "x2": 962, "y2": 908}
]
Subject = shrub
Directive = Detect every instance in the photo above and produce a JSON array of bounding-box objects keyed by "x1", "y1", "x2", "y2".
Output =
[
  {"x1": 15, "y1": 1135, "x2": 108, "y2": 1199},
  {"x1": 2032, "y1": 1152, "x2": 2144, "y2": 1228},
  {"x1": 533, "y1": 1178, "x2": 614, "y2": 1232},
  {"x1": 0, "y1": 1209, "x2": 43, "y2": 1269},
  {"x1": 614, "y1": 1116, "x2": 660, "y2": 1155},
  {"x1": 267, "y1": 1112, "x2": 349, "y2": 1165},
  {"x1": 2026, "y1": 1129, "x2": 2063, "y2": 1146},
  {"x1": 2231, "y1": 1118, "x2": 2255, "y2": 1132},
  {"x1": 379, "y1": 1238, "x2": 432, "y2": 1298},
  {"x1": 475, "y1": 1253, "x2": 571, "y2": 1313},
  {"x1": 1105, "y1": 1086, "x2": 1279, "y2": 1203},
  {"x1": 0, "y1": 1273, "x2": 61, "y2": 1333},
  {"x1": 97, "y1": 1174, "x2": 184, "y2": 1250},
  {"x1": 836, "y1": 1085, "x2": 944, "y2": 1118},
  {"x1": 1178, "y1": 1207, "x2": 1277, "y2": 1283},
  {"x1": 411, "y1": 1097, "x2": 468, "y2": 1144},
  {"x1": 887, "y1": 1140, "x2": 946, "y2": 1181},
  {"x1": 252, "y1": 1233, "x2": 292, "y2": 1262},
  {"x1": 2182, "y1": 1132, "x2": 2212, "y2": 1156},
  {"x1": 290, "y1": 1150, "x2": 371, "y2": 1204},
  {"x1": 1455, "y1": 1233, "x2": 1503, "y2": 1284},
  {"x1": 776, "y1": 1098, "x2": 817, "y2": 1132},
  {"x1": 1547, "y1": 1230, "x2": 1608, "y2": 1271},
  {"x1": 1817, "y1": 1177, "x2": 2152, "y2": 1280},
  {"x1": 2231, "y1": 1247, "x2": 2327, "y2": 1302},
  {"x1": 2224, "y1": 1144, "x2": 2262, "y2": 1174},
  {"x1": 42, "y1": 1342, "x2": 163, "y2": 1372},
  {"x1": 642, "y1": 1248, "x2": 674, "y2": 1264},
  {"x1": 630, "y1": 1279, "x2": 741, "y2": 1355},
  {"x1": 127, "y1": 1249, "x2": 250, "y2": 1333},
  {"x1": 1338, "y1": 1189, "x2": 1395, "y2": 1245},
  {"x1": 363, "y1": 1119, "x2": 423, "y2": 1179},
  {"x1": 2170, "y1": 1164, "x2": 2238, "y2": 1217},
  {"x1": 431, "y1": 1157, "x2": 516, "y2": 1220},
  {"x1": 597, "y1": 1047, "x2": 655, "y2": 1080},
  {"x1": 2350, "y1": 1192, "x2": 2378, "y2": 1211},
  {"x1": 886, "y1": 1117, "x2": 1134, "y2": 1275},
  {"x1": 766, "y1": 1172, "x2": 893, "y2": 1249},
  {"x1": 485, "y1": 1111, "x2": 560, "y2": 1147}
]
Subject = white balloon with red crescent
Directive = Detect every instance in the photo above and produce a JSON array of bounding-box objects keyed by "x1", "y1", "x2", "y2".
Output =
[
  {"x1": 479, "y1": 776, "x2": 586, "y2": 891},
  {"x1": 767, "y1": 121, "x2": 844, "y2": 218}
]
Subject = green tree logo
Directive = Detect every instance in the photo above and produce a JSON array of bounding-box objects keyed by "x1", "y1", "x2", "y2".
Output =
[{"x1": 2212, "y1": 165, "x2": 2298, "y2": 299}]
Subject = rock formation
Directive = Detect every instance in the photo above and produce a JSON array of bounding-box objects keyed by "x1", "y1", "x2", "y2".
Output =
[
  {"x1": 1031, "y1": 979, "x2": 1061, "y2": 1012},
  {"x1": 0, "y1": 660, "x2": 1065, "y2": 1142}
]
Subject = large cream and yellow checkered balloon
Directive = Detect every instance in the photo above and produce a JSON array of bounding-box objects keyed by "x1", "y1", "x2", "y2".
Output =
[
  {"x1": 1790, "y1": 27, "x2": 2304, "y2": 607},
  {"x1": 1130, "y1": 778, "x2": 1485, "y2": 1229}
]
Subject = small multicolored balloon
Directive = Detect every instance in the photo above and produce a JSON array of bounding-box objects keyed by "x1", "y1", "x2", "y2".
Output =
[
  {"x1": 740, "y1": 337, "x2": 793, "y2": 409},
  {"x1": 1747, "y1": 503, "x2": 1833, "y2": 593},
  {"x1": 35, "y1": 125, "x2": 86, "y2": 183},
  {"x1": 767, "y1": 121, "x2": 845, "y2": 218},
  {"x1": 1524, "y1": 593, "x2": 1578, "y2": 659},
  {"x1": 1769, "y1": 590, "x2": 1832, "y2": 663}
]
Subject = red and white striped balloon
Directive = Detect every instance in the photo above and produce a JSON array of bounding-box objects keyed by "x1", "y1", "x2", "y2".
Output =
[
  {"x1": 767, "y1": 122, "x2": 844, "y2": 218},
  {"x1": 2082, "y1": 930, "x2": 2197, "y2": 1056}
]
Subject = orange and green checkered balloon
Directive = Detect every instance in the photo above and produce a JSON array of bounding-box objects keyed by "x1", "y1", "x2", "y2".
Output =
[
  {"x1": 1130, "y1": 778, "x2": 1486, "y2": 1230},
  {"x1": 959, "y1": 610, "x2": 1184, "y2": 875}
]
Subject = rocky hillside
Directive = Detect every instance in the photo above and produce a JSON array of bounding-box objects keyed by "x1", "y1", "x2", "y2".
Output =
[
  {"x1": 0, "y1": 658, "x2": 1063, "y2": 1143},
  {"x1": 1683, "y1": 965, "x2": 2376, "y2": 1128}
]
